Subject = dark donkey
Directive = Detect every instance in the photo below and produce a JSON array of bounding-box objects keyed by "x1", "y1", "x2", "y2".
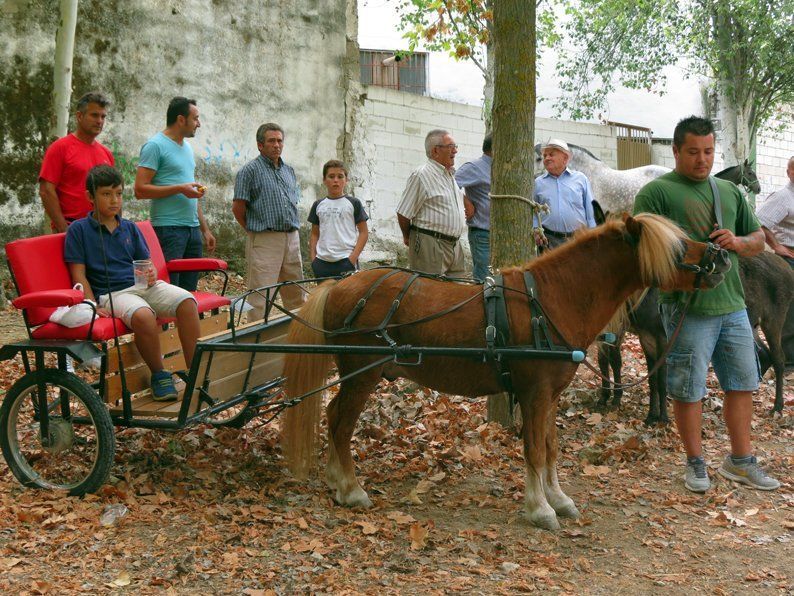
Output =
[{"x1": 598, "y1": 251, "x2": 794, "y2": 419}]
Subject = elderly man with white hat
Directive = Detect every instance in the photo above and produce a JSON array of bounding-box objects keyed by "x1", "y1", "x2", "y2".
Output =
[{"x1": 533, "y1": 138, "x2": 596, "y2": 251}]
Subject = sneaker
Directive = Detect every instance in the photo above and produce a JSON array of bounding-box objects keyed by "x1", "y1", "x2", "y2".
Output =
[
  {"x1": 718, "y1": 455, "x2": 781, "y2": 490},
  {"x1": 151, "y1": 370, "x2": 179, "y2": 401},
  {"x1": 684, "y1": 456, "x2": 711, "y2": 493}
]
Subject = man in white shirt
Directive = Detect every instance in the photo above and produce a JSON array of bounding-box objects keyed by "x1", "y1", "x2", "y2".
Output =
[
  {"x1": 757, "y1": 156, "x2": 794, "y2": 268},
  {"x1": 396, "y1": 129, "x2": 467, "y2": 276}
]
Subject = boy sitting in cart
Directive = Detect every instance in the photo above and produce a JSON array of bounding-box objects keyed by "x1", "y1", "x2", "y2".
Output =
[{"x1": 64, "y1": 164, "x2": 200, "y2": 401}]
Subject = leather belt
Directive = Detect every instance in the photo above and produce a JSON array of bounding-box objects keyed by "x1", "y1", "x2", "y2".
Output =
[
  {"x1": 263, "y1": 227, "x2": 298, "y2": 233},
  {"x1": 542, "y1": 227, "x2": 573, "y2": 239},
  {"x1": 410, "y1": 225, "x2": 458, "y2": 244}
]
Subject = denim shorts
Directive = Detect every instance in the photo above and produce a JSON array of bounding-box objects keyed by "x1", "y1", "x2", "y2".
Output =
[{"x1": 660, "y1": 303, "x2": 760, "y2": 402}]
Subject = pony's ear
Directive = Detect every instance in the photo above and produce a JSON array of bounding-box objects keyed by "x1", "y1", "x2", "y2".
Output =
[{"x1": 622, "y1": 213, "x2": 642, "y2": 240}]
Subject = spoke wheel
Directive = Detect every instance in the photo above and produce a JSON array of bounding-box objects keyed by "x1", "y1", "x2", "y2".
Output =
[{"x1": 0, "y1": 369, "x2": 115, "y2": 495}]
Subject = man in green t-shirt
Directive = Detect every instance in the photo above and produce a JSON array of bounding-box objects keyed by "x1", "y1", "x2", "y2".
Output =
[{"x1": 633, "y1": 116, "x2": 779, "y2": 493}]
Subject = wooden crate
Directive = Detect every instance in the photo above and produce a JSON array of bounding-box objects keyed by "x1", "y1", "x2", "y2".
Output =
[{"x1": 107, "y1": 312, "x2": 291, "y2": 419}]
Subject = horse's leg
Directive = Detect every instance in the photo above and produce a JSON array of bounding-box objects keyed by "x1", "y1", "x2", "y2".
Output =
[
  {"x1": 325, "y1": 369, "x2": 380, "y2": 508},
  {"x1": 638, "y1": 331, "x2": 660, "y2": 425},
  {"x1": 516, "y1": 390, "x2": 559, "y2": 530},
  {"x1": 763, "y1": 323, "x2": 786, "y2": 414},
  {"x1": 543, "y1": 397, "x2": 579, "y2": 519},
  {"x1": 597, "y1": 343, "x2": 612, "y2": 406},
  {"x1": 610, "y1": 341, "x2": 623, "y2": 406}
]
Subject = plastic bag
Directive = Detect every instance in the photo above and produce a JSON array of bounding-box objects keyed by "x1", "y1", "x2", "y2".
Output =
[
  {"x1": 49, "y1": 283, "x2": 97, "y2": 328},
  {"x1": 99, "y1": 503, "x2": 128, "y2": 527}
]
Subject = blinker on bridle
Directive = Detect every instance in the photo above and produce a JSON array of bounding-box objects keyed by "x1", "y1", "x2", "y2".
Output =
[{"x1": 677, "y1": 242, "x2": 726, "y2": 287}]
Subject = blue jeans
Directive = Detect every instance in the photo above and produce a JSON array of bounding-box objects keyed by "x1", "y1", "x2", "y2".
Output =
[
  {"x1": 660, "y1": 304, "x2": 760, "y2": 402},
  {"x1": 468, "y1": 227, "x2": 490, "y2": 282},
  {"x1": 153, "y1": 225, "x2": 203, "y2": 291}
]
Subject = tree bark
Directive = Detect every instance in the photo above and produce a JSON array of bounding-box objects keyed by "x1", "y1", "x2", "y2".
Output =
[
  {"x1": 487, "y1": 0, "x2": 537, "y2": 426},
  {"x1": 51, "y1": 0, "x2": 78, "y2": 140}
]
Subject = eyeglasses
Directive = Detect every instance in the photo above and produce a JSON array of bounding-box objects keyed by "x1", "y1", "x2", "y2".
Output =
[{"x1": 436, "y1": 143, "x2": 458, "y2": 150}]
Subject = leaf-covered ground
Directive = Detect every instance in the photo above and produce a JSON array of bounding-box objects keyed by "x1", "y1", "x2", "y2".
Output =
[{"x1": 0, "y1": 298, "x2": 791, "y2": 594}]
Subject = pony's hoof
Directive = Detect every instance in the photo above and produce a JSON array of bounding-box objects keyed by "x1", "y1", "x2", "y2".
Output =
[
  {"x1": 523, "y1": 509, "x2": 560, "y2": 530},
  {"x1": 554, "y1": 502, "x2": 580, "y2": 519},
  {"x1": 336, "y1": 487, "x2": 373, "y2": 509}
]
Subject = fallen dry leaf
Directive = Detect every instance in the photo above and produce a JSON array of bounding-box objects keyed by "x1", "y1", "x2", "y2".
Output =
[
  {"x1": 355, "y1": 520, "x2": 379, "y2": 535},
  {"x1": 111, "y1": 571, "x2": 131, "y2": 587},
  {"x1": 409, "y1": 523, "x2": 429, "y2": 550}
]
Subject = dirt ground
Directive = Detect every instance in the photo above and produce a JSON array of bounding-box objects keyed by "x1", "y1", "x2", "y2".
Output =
[{"x1": 0, "y1": 301, "x2": 791, "y2": 595}]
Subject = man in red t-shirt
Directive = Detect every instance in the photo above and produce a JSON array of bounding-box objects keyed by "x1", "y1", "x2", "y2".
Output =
[{"x1": 39, "y1": 91, "x2": 115, "y2": 232}]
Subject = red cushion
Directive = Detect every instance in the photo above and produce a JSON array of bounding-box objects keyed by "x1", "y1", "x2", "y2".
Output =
[
  {"x1": 6, "y1": 233, "x2": 72, "y2": 326},
  {"x1": 193, "y1": 291, "x2": 230, "y2": 312},
  {"x1": 31, "y1": 318, "x2": 132, "y2": 341},
  {"x1": 12, "y1": 289, "x2": 84, "y2": 310}
]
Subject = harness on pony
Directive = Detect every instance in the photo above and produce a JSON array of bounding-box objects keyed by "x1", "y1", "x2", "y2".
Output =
[{"x1": 483, "y1": 272, "x2": 566, "y2": 394}]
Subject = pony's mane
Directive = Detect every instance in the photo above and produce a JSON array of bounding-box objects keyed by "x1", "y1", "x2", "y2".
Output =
[
  {"x1": 568, "y1": 143, "x2": 600, "y2": 162},
  {"x1": 632, "y1": 213, "x2": 688, "y2": 285},
  {"x1": 524, "y1": 214, "x2": 686, "y2": 287}
]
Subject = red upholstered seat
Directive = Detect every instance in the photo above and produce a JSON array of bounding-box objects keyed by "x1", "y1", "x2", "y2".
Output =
[
  {"x1": 6, "y1": 220, "x2": 230, "y2": 341},
  {"x1": 31, "y1": 318, "x2": 131, "y2": 340}
]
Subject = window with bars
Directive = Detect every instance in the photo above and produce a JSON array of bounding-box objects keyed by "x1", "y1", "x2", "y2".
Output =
[{"x1": 359, "y1": 49, "x2": 428, "y2": 95}]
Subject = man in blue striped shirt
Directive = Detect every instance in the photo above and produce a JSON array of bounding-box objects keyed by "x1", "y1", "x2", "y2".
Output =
[
  {"x1": 232, "y1": 123, "x2": 305, "y2": 319},
  {"x1": 533, "y1": 138, "x2": 596, "y2": 251}
]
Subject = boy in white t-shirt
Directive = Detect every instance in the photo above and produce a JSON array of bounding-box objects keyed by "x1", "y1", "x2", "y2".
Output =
[{"x1": 308, "y1": 160, "x2": 369, "y2": 277}]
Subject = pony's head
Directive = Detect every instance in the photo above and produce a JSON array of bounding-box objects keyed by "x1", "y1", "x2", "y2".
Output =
[{"x1": 622, "y1": 213, "x2": 731, "y2": 291}]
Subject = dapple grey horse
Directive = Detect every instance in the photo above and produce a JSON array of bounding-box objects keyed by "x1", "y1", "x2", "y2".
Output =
[{"x1": 533, "y1": 144, "x2": 761, "y2": 215}]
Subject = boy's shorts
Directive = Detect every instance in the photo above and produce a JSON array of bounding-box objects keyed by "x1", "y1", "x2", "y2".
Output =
[
  {"x1": 660, "y1": 303, "x2": 760, "y2": 403},
  {"x1": 99, "y1": 281, "x2": 196, "y2": 327}
]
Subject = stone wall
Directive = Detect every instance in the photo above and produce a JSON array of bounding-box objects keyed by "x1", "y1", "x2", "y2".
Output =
[{"x1": 0, "y1": 0, "x2": 351, "y2": 275}]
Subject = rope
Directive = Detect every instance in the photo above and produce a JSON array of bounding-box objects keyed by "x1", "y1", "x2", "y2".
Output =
[{"x1": 489, "y1": 193, "x2": 550, "y2": 213}]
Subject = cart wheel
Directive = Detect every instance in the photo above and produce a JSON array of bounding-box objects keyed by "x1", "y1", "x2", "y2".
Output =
[
  {"x1": 0, "y1": 369, "x2": 115, "y2": 496},
  {"x1": 205, "y1": 402, "x2": 253, "y2": 429}
]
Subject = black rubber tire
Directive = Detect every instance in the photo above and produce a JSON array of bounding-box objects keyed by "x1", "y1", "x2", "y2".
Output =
[{"x1": 0, "y1": 369, "x2": 115, "y2": 495}]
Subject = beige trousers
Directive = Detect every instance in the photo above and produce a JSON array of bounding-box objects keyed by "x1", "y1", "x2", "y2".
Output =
[
  {"x1": 408, "y1": 229, "x2": 467, "y2": 278},
  {"x1": 245, "y1": 230, "x2": 305, "y2": 320}
]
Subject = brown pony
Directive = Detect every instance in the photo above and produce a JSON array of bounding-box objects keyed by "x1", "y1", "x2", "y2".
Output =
[{"x1": 281, "y1": 214, "x2": 729, "y2": 530}]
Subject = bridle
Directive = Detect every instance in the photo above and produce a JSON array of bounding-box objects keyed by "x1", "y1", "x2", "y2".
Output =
[
  {"x1": 675, "y1": 241, "x2": 728, "y2": 290},
  {"x1": 579, "y1": 241, "x2": 730, "y2": 390}
]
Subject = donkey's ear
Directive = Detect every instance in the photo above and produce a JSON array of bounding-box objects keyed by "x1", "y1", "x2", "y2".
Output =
[
  {"x1": 622, "y1": 213, "x2": 642, "y2": 240},
  {"x1": 592, "y1": 200, "x2": 607, "y2": 225}
]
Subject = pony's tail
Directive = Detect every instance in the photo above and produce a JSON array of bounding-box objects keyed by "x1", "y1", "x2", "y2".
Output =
[{"x1": 280, "y1": 280, "x2": 338, "y2": 479}]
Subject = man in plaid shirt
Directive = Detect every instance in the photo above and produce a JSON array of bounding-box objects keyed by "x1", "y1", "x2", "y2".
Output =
[{"x1": 232, "y1": 123, "x2": 305, "y2": 319}]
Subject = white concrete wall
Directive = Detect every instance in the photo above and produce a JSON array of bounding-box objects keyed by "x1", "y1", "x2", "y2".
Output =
[
  {"x1": 756, "y1": 111, "x2": 794, "y2": 206},
  {"x1": 351, "y1": 86, "x2": 620, "y2": 244}
]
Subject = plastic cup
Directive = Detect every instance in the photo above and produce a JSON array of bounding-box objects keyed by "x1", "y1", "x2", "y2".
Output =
[{"x1": 133, "y1": 259, "x2": 153, "y2": 289}]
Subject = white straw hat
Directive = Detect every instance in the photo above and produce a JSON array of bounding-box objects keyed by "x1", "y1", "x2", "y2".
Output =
[{"x1": 541, "y1": 138, "x2": 572, "y2": 157}]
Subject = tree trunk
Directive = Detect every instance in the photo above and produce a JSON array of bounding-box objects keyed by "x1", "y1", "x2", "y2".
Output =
[
  {"x1": 487, "y1": 0, "x2": 537, "y2": 426},
  {"x1": 482, "y1": 19, "x2": 495, "y2": 131},
  {"x1": 51, "y1": 0, "x2": 78, "y2": 140},
  {"x1": 718, "y1": 91, "x2": 752, "y2": 168}
]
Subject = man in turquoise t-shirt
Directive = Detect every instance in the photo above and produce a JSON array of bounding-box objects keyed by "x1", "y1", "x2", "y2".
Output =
[
  {"x1": 134, "y1": 97, "x2": 216, "y2": 290},
  {"x1": 634, "y1": 116, "x2": 779, "y2": 493}
]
